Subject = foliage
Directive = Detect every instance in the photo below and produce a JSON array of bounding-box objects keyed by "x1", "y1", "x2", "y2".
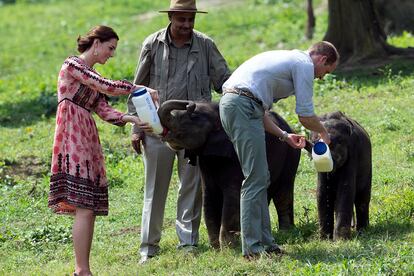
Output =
[
  {"x1": 0, "y1": 0, "x2": 413, "y2": 275},
  {"x1": 23, "y1": 224, "x2": 72, "y2": 248}
]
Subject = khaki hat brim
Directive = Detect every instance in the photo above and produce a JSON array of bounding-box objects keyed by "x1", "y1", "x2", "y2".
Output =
[{"x1": 159, "y1": 9, "x2": 207, "y2": 13}]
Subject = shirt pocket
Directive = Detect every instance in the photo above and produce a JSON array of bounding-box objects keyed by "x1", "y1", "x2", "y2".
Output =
[
  {"x1": 199, "y1": 74, "x2": 211, "y2": 96},
  {"x1": 149, "y1": 66, "x2": 161, "y2": 88}
]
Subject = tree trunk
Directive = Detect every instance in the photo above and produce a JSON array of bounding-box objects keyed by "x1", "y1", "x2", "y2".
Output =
[
  {"x1": 323, "y1": 0, "x2": 411, "y2": 66},
  {"x1": 306, "y1": 0, "x2": 316, "y2": 40},
  {"x1": 374, "y1": 0, "x2": 414, "y2": 35}
]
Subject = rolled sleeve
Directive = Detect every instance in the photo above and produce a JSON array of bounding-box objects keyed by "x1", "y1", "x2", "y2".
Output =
[{"x1": 292, "y1": 62, "x2": 315, "y2": 116}]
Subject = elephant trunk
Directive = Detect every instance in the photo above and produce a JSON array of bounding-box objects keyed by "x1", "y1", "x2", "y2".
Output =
[{"x1": 157, "y1": 100, "x2": 192, "y2": 128}]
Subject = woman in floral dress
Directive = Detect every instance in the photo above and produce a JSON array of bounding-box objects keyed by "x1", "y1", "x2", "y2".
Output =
[{"x1": 48, "y1": 25, "x2": 158, "y2": 276}]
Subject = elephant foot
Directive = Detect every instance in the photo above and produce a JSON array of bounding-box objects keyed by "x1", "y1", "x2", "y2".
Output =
[
  {"x1": 356, "y1": 221, "x2": 369, "y2": 232},
  {"x1": 219, "y1": 230, "x2": 240, "y2": 249},
  {"x1": 279, "y1": 222, "x2": 294, "y2": 230},
  {"x1": 319, "y1": 231, "x2": 333, "y2": 240},
  {"x1": 278, "y1": 214, "x2": 294, "y2": 230},
  {"x1": 334, "y1": 226, "x2": 351, "y2": 240},
  {"x1": 207, "y1": 234, "x2": 221, "y2": 249}
]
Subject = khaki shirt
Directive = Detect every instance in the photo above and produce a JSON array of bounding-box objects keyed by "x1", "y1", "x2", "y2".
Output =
[{"x1": 127, "y1": 25, "x2": 231, "y2": 134}]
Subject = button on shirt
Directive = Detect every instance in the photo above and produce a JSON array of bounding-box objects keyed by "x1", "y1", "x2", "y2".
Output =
[
  {"x1": 166, "y1": 34, "x2": 191, "y2": 101},
  {"x1": 222, "y1": 50, "x2": 315, "y2": 116}
]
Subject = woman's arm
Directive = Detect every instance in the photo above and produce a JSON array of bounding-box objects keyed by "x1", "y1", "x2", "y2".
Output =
[{"x1": 63, "y1": 56, "x2": 145, "y2": 96}]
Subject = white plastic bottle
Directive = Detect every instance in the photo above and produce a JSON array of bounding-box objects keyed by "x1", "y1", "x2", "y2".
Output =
[
  {"x1": 312, "y1": 141, "x2": 334, "y2": 172},
  {"x1": 131, "y1": 87, "x2": 164, "y2": 135}
]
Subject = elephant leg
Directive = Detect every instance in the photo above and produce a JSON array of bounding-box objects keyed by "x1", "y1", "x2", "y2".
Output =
[
  {"x1": 219, "y1": 165, "x2": 243, "y2": 249},
  {"x1": 333, "y1": 179, "x2": 355, "y2": 240},
  {"x1": 334, "y1": 210, "x2": 353, "y2": 240},
  {"x1": 268, "y1": 148, "x2": 299, "y2": 230},
  {"x1": 202, "y1": 179, "x2": 223, "y2": 249},
  {"x1": 317, "y1": 175, "x2": 335, "y2": 239},
  {"x1": 272, "y1": 181, "x2": 294, "y2": 230},
  {"x1": 354, "y1": 175, "x2": 371, "y2": 232},
  {"x1": 219, "y1": 187, "x2": 240, "y2": 248}
]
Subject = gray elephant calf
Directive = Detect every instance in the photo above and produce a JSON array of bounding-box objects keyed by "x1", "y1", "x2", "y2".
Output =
[
  {"x1": 158, "y1": 100, "x2": 301, "y2": 248},
  {"x1": 312, "y1": 111, "x2": 372, "y2": 240}
]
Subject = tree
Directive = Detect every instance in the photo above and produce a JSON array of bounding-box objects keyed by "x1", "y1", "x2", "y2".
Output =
[
  {"x1": 306, "y1": 0, "x2": 315, "y2": 39},
  {"x1": 374, "y1": 0, "x2": 414, "y2": 35},
  {"x1": 323, "y1": 0, "x2": 414, "y2": 67}
]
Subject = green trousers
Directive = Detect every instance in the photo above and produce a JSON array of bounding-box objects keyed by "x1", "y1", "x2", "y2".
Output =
[{"x1": 219, "y1": 92, "x2": 275, "y2": 256}]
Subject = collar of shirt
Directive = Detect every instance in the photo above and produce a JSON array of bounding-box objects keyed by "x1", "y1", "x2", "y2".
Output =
[{"x1": 166, "y1": 25, "x2": 193, "y2": 48}]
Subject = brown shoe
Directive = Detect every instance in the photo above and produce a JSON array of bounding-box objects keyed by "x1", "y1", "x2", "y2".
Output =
[{"x1": 265, "y1": 244, "x2": 283, "y2": 255}]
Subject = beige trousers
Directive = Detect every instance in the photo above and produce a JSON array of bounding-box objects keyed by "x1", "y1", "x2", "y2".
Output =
[{"x1": 139, "y1": 135, "x2": 202, "y2": 257}]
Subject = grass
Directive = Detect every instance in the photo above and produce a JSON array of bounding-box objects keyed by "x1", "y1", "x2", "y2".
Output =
[{"x1": 1, "y1": 0, "x2": 413, "y2": 275}]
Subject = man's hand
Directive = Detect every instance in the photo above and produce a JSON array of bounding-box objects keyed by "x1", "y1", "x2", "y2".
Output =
[
  {"x1": 298, "y1": 115, "x2": 331, "y2": 144},
  {"x1": 311, "y1": 130, "x2": 331, "y2": 145},
  {"x1": 319, "y1": 131, "x2": 331, "y2": 145},
  {"x1": 131, "y1": 132, "x2": 146, "y2": 155},
  {"x1": 286, "y1": 134, "x2": 306, "y2": 149},
  {"x1": 147, "y1": 87, "x2": 160, "y2": 108}
]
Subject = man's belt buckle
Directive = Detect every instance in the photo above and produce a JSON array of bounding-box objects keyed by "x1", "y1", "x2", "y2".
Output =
[{"x1": 233, "y1": 88, "x2": 262, "y2": 105}]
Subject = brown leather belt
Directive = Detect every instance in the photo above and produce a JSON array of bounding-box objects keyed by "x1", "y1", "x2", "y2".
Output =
[{"x1": 223, "y1": 88, "x2": 263, "y2": 106}]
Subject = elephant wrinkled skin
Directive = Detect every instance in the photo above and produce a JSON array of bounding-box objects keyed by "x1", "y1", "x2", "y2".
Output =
[
  {"x1": 158, "y1": 100, "x2": 301, "y2": 248},
  {"x1": 313, "y1": 111, "x2": 372, "y2": 240}
]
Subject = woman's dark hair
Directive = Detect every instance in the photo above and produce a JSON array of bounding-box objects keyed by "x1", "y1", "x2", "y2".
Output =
[{"x1": 77, "y1": 25, "x2": 119, "y2": 53}]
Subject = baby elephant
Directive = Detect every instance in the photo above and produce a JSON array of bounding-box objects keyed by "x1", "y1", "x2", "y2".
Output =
[{"x1": 313, "y1": 111, "x2": 372, "y2": 240}]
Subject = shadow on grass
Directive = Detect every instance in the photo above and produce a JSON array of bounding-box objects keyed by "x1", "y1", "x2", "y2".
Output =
[
  {"x1": 0, "y1": 92, "x2": 57, "y2": 128},
  {"x1": 273, "y1": 221, "x2": 319, "y2": 245},
  {"x1": 0, "y1": 92, "x2": 127, "y2": 128},
  {"x1": 286, "y1": 220, "x2": 413, "y2": 265},
  {"x1": 335, "y1": 58, "x2": 414, "y2": 86}
]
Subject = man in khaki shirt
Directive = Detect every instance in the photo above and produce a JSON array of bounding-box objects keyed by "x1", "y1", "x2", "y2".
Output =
[{"x1": 127, "y1": 0, "x2": 230, "y2": 264}]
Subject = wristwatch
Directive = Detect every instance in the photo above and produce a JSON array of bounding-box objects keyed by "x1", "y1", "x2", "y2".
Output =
[{"x1": 279, "y1": 131, "x2": 289, "y2": 142}]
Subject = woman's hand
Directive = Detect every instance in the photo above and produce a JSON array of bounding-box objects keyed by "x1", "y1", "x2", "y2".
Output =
[{"x1": 122, "y1": 115, "x2": 154, "y2": 133}]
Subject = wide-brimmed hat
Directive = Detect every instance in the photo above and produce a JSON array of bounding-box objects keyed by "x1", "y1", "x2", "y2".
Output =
[{"x1": 159, "y1": 0, "x2": 207, "y2": 13}]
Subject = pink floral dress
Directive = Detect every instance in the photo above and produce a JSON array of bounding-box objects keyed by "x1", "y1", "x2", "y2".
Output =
[{"x1": 49, "y1": 56, "x2": 135, "y2": 216}]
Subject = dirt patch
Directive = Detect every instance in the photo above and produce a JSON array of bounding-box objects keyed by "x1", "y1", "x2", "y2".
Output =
[
  {"x1": 112, "y1": 226, "x2": 141, "y2": 236},
  {"x1": 1, "y1": 156, "x2": 47, "y2": 180}
]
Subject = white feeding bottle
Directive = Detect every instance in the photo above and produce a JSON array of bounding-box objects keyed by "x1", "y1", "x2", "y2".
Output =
[
  {"x1": 131, "y1": 87, "x2": 164, "y2": 135},
  {"x1": 312, "y1": 141, "x2": 334, "y2": 172}
]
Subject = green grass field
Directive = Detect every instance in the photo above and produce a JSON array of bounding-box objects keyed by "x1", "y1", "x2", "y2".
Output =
[{"x1": 1, "y1": 0, "x2": 413, "y2": 275}]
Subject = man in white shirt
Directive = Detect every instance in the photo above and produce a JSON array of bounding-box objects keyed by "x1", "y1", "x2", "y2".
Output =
[{"x1": 219, "y1": 41, "x2": 339, "y2": 259}]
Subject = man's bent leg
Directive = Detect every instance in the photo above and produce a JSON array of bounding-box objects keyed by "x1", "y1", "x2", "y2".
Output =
[{"x1": 220, "y1": 94, "x2": 274, "y2": 256}]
